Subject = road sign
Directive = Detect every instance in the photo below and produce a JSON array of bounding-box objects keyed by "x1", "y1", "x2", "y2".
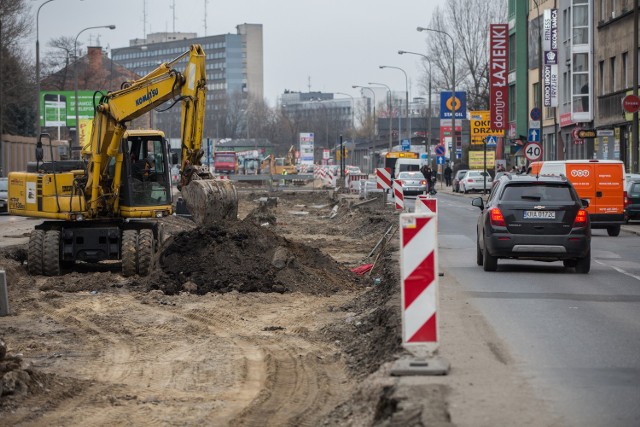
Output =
[
  {"x1": 485, "y1": 135, "x2": 497, "y2": 146},
  {"x1": 529, "y1": 120, "x2": 541, "y2": 129},
  {"x1": 434, "y1": 145, "x2": 445, "y2": 156},
  {"x1": 401, "y1": 139, "x2": 410, "y2": 151},
  {"x1": 436, "y1": 155, "x2": 445, "y2": 165},
  {"x1": 524, "y1": 142, "x2": 543, "y2": 161},
  {"x1": 530, "y1": 107, "x2": 542, "y2": 121},
  {"x1": 528, "y1": 128, "x2": 540, "y2": 142},
  {"x1": 622, "y1": 94, "x2": 640, "y2": 113}
]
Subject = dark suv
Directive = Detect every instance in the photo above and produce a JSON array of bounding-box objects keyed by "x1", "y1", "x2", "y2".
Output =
[{"x1": 472, "y1": 174, "x2": 591, "y2": 273}]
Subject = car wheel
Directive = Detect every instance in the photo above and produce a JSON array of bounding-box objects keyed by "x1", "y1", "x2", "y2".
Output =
[
  {"x1": 575, "y1": 249, "x2": 590, "y2": 274},
  {"x1": 482, "y1": 239, "x2": 498, "y2": 271},
  {"x1": 607, "y1": 225, "x2": 621, "y2": 236},
  {"x1": 476, "y1": 237, "x2": 483, "y2": 266}
]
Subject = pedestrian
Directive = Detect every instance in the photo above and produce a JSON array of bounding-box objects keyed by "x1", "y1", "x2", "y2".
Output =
[
  {"x1": 423, "y1": 166, "x2": 433, "y2": 193},
  {"x1": 444, "y1": 163, "x2": 453, "y2": 187}
]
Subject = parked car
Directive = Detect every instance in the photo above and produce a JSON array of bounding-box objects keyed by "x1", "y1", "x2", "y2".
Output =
[
  {"x1": 0, "y1": 177, "x2": 7, "y2": 213},
  {"x1": 473, "y1": 173, "x2": 591, "y2": 273},
  {"x1": 625, "y1": 180, "x2": 640, "y2": 222},
  {"x1": 396, "y1": 171, "x2": 427, "y2": 196},
  {"x1": 345, "y1": 165, "x2": 362, "y2": 175},
  {"x1": 459, "y1": 170, "x2": 492, "y2": 194},
  {"x1": 453, "y1": 170, "x2": 468, "y2": 193}
]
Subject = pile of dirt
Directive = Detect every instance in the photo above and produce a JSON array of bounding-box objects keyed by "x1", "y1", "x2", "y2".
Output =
[{"x1": 147, "y1": 217, "x2": 359, "y2": 295}]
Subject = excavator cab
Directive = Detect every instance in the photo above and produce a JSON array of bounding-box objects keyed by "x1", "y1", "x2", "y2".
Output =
[{"x1": 121, "y1": 131, "x2": 172, "y2": 211}]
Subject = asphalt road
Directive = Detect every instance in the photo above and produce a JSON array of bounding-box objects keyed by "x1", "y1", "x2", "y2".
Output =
[{"x1": 436, "y1": 192, "x2": 640, "y2": 427}]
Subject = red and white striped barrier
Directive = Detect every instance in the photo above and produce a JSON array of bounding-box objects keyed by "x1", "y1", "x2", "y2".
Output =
[
  {"x1": 325, "y1": 169, "x2": 335, "y2": 188},
  {"x1": 376, "y1": 167, "x2": 392, "y2": 190},
  {"x1": 415, "y1": 195, "x2": 437, "y2": 214},
  {"x1": 393, "y1": 179, "x2": 404, "y2": 211},
  {"x1": 399, "y1": 212, "x2": 439, "y2": 353},
  {"x1": 348, "y1": 173, "x2": 369, "y2": 193}
]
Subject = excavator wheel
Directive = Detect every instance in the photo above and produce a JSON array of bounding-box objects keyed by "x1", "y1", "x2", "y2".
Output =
[
  {"x1": 28, "y1": 230, "x2": 45, "y2": 275},
  {"x1": 137, "y1": 229, "x2": 154, "y2": 276},
  {"x1": 122, "y1": 230, "x2": 138, "y2": 277},
  {"x1": 43, "y1": 230, "x2": 61, "y2": 276},
  {"x1": 180, "y1": 178, "x2": 238, "y2": 227}
]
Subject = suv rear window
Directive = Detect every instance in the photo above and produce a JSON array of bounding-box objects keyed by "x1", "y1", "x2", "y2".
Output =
[
  {"x1": 501, "y1": 184, "x2": 573, "y2": 202},
  {"x1": 630, "y1": 182, "x2": 640, "y2": 197}
]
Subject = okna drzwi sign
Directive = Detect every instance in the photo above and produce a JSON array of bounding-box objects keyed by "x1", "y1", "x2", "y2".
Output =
[
  {"x1": 470, "y1": 111, "x2": 504, "y2": 146},
  {"x1": 489, "y1": 24, "x2": 508, "y2": 131}
]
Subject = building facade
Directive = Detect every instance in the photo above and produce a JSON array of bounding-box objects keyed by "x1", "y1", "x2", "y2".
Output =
[
  {"x1": 112, "y1": 24, "x2": 264, "y2": 143},
  {"x1": 510, "y1": 0, "x2": 639, "y2": 169}
]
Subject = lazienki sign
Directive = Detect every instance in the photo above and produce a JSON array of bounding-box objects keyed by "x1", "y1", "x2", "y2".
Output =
[{"x1": 489, "y1": 24, "x2": 508, "y2": 131}]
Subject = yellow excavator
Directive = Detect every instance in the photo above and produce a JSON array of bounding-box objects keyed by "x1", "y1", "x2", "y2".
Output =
[{"x1": 7, "y1": 44, "x2": 237, "y2": 276}]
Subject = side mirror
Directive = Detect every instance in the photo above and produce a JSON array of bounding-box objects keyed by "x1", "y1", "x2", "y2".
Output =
[
  {"x1": 36, "y1": 133, "x2": 50, "y2": 162},
  {"x1": 580, "y1": 198, "x2": 590, "y2": 208},
  {"x1": 471, "y1": 197, "x2": 484, "y2": 210}
]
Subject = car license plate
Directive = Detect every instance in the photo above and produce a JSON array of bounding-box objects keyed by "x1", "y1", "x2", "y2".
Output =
[{"x1": 523, "y1": 210, "x2": 555, "y2": 219}]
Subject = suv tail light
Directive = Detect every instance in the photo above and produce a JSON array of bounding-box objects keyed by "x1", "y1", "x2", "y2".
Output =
[
  {"x1": 624, "y1": 191, "x2": 629, "y2": 209},
  {"x1": 490, "y1": 208, "x2": 506, "y2": 227},
  {"x1": 573, "y1": 209, "x2": 588, "y2": 228}
]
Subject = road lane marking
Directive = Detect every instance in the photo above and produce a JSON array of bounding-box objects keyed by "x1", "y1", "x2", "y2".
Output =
[{"x1": 594, "y1": 259, "x2": 640, "y2": 282}]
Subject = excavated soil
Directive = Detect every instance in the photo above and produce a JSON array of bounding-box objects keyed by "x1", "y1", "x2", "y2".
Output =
[{"x1": 0, "y1": 189, "x2": 409, "y2": 426}]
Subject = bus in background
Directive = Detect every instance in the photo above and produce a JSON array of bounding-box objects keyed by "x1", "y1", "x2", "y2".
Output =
[
  {"x1": 213, "y1": 151, "x2": 238, "y2": 175},
  {"x1": 384, "y1": 151, "x2": 419, "y2": 179}
]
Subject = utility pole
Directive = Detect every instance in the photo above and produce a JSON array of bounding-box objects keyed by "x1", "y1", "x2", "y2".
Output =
[{"x1": 633, "y1": 0, "x2": 639, "y2": 172}]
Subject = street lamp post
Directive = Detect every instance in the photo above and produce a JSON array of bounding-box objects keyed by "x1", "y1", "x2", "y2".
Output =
[
  {"x1": 399, "y1": 50, "x2": 432, "y2": 163},
  {"x1": 380, "y1": 65, "x2": 410, "y2": 146},
  {"x1": 368, "y1": 82, "x2": 393, "y2": 152},
  {"x1": 36, "y1": 0, "x2": 57, "y2": 137},
  {"x1": 417, "y1": 26, "x2": 456, "y2": 164},
  {"x1": 74, "y1": 24, "x2": 115, "y2": 158},
  {"x1": 335, "y1": 92, "x2": 355, "y2": 142}
]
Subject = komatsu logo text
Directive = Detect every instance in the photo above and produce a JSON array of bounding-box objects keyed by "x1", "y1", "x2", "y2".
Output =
[{"x1": 136, "y1": 88, "x2": 159, "y2": 106}]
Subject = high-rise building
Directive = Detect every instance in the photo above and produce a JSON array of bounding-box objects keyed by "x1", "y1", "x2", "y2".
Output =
[{"x1": 112, "y1": 23, "x2": 263, "y2": 143}]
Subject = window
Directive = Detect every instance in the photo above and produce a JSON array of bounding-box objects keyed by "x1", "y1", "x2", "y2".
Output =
[
  {"x1": 533, "y1": 82, "x2": 541, "y2": 108},
  {"x1": 508, "y1": 84, "x2": 516, "y2": 122},
  {"x1": 573, "y1": 53, "x2": 590, "y2": 113},
  {"x1": 623, "y1": 52, "x2": 628, "y2": 89},
  {"x1": 572, "y1": 0, "x2": 589, "y2": 45},
  {"x1": 509, "y1": 34, "x2": 516, "y2": 72},
  {"x1": 599, "y1": 60, "x2": 605, "y2": 93},
  {"x1": 610, "y1": 56, "x2": 617, "y2": 92}
]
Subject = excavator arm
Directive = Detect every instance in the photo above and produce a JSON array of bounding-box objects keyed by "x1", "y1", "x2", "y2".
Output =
[{"x1": 85, "y1": 45, "x2": 207, "y2": 217}]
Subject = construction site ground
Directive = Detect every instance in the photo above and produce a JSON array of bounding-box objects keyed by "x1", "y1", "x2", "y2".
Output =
[{"x1": 0, "y1": 188, "x2": 556, "y2": 426}]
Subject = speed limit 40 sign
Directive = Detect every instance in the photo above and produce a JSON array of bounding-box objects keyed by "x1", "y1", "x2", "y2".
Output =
[{"x1": 524, "y1": 142, "x2": 542, "y2": 161}]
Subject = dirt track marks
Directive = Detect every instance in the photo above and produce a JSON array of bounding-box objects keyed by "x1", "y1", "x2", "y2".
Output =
[{"x1": 16, "y1": 291, "x2": 354, "y2": 426}]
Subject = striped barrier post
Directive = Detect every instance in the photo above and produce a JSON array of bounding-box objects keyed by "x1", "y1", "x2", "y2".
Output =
[
  {"x1": 415, "y1": 195, "x2": 437, "y2": 214},
  {"x1": 376, "y1": 167, "x2": 392, "y2": 208},
  {"x1": 390, "y1": 212, "x2": 449, "y2": 376},
  {"x1": 393, "y1": 179, "x2": 404, "y2": 211}
]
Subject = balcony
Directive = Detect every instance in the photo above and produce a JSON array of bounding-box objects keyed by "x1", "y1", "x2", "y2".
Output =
[{"x1": 597, "y1": 90, "x2": 626, "y2": 122}]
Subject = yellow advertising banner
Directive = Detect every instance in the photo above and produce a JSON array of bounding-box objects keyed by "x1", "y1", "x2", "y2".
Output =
[
  {"x1": 470, "y1": 110, "x2": 504, "y2": 145},
  {"x1": 79, "y1": 119, "x2": 93, "y2": 154},
  {"x1": 469, "y1": 150, "x2": 496, "y2": 169}
]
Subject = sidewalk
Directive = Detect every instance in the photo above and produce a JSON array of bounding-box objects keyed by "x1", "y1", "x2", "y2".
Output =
[{"x1": 432, "y1": 181, "x2": 640, "y2": 236}]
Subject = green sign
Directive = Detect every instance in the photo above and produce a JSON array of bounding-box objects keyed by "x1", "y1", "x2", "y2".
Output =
[{"x1": 40, "y1": 90, "x2": 96, "y2": 128}]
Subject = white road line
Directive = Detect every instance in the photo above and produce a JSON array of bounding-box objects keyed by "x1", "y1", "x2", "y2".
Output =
[{"x1": 594, "y1": 259, "x2": 640, "y2": 282}]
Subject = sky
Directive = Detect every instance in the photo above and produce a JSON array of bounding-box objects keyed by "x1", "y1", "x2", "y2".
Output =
[{"x1": 31, "y1": 0, "x2": 446, "y2": 105}]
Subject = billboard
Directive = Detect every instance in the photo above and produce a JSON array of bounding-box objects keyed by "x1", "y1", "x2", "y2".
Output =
[
  {"x1": 470, "y1": 111, "x2": 504, "y2": 145},
  {"x1": 469, "y1": 150, "x2": 496, "y2": 170},
  {"x1": 439, "y1": 91, "x2": 466, "y2": 119},
  {"x1": 299, "y1": 132, "x2": 315, "y2": 165},
  {"x1": 489, "y1": 24, "x2": 509, "y2": 131},
  {"x1": 40, "y1": 90, "x2": 97, "y2": 128},
  {"x1": 543, "y1": 9, "x2": 559, "y2": 107}
]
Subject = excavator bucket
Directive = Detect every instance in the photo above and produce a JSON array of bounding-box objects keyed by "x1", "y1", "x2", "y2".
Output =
[{"x1": 180, "y1": 178, "x2": 238, "y2": 226}]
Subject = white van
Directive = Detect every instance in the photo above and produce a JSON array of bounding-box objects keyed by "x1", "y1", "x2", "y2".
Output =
[{"x1": 394, "y1": 158, "x2": 423, "y2": 178}]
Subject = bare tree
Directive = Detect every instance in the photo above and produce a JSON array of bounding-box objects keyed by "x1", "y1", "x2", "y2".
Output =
[
  {"x1": 418, "y1": 0, "x2": 507, "y2": 110},
  {"x1": 41, "y1": 36, "x2": 80, "y2": 90},
  {"x1": 0, "y1": 0, "x2": 35, "y2": 135}
]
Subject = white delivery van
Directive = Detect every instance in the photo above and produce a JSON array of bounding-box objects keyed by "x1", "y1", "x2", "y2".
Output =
[{"x1": 394, "y1": 158, "x2": 423, "y2": 178}]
